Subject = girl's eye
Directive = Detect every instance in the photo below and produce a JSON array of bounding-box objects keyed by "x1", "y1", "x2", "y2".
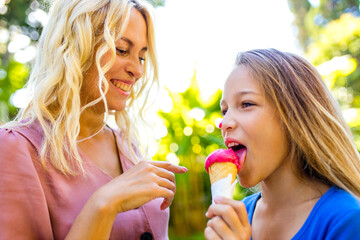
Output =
[
  {"x1": 139, "y1": 57, "x2": 145, "y2": 64},
  {"x1": 116, "y1": 48, "x2": 128, "y2": 56},
  {"x1": 221, "y1": 109, "x2": 227, "y2": 116},
  {"x1": 242, "y1": 102, "x2": 254, "y2": 108}
]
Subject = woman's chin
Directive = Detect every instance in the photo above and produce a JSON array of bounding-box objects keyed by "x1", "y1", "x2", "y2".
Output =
[{"x1": 107, "y1": 102, "x2": 127, "y2": 112}]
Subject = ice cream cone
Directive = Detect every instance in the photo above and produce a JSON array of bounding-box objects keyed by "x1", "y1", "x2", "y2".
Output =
[{"x1": 208, "y1": 162, "x2": 237, "y2": 184}]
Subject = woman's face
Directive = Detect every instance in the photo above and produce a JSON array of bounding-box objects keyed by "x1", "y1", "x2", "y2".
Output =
[
  {"x1": 82, "y1": 8, "x2": 148, "y2": 112},
  {"x1": 220, "y1": 65, "x2": 290, "y2": 188}
]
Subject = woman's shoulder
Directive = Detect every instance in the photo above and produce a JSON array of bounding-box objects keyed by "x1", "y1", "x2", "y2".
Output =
[
  {"x1": 0, "y1": 120, "x2": 45, "y2": 173},
  {"x1": 111, "y1": 125, "x2": 145, "y2": 162},
  {"x1": 0, "y1": 119, "x2": 44, "y2": 151}
]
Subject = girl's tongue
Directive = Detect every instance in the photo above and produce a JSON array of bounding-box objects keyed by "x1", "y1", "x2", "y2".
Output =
[{"x1": 234, "y1": 147, "x2": 247, "y2": 169}]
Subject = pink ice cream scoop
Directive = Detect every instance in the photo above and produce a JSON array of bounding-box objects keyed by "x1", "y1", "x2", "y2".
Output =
[{"x1": 205, "y1": 148, "x2": 246, "y2": 184}]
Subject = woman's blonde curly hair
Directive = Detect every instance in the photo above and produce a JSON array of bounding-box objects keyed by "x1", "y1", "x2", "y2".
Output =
[{"x1": 8, "y1": 0, "x2": 158, "y2": 175}]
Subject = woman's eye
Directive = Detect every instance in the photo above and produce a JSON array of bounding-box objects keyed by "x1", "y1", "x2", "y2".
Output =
[
  {"x1": 221, "y1": 109, "x2": 227, "y2": 116},
  {"x1": 139, "y1": 57, "x2": 145, "y2": 64},
  {"x1": 116, "y1": 48, "x2": 128, "y2": 56}
]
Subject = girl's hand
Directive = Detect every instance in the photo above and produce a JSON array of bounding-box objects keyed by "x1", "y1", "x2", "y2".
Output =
[
  {"x1": 93, "y1": 161, "x2": 187, "y2": 214},
  {"x1": 204, "y1": 196, "x2": 251, "y2": 240}
]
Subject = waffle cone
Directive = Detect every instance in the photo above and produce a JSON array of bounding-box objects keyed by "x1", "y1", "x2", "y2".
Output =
[{"x1": 208, "y1": 162, "x2": 237, "y2": 184}]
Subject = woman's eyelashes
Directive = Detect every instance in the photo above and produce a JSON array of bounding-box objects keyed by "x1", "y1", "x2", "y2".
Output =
[
  {"x1": 116, "y1": 47, "x2": 145, "y2": 64},
  {"x1": 139, "y1": 56, "x2": 145, "y2": 64},
  {"x1": 116, "y1": 48, "x2": 129, "y2": 56}
]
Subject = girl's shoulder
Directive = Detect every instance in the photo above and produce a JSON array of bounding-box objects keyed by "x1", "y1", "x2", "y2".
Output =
[
  {"x1": 241, "y1": 191, "x2": 262, "y2": 205},
  {"x1": 241, "y1": 191, "x2": 262, "y2": 218},
  {"x1": 312, "y1": 186, "x2": 360, "y2": 226},
  {"x1": 318, "y1": 186, "x2": 360, "y2": 213},
  {"x1": 293, "y1": 186, "x2": 360, "y2": 240}
]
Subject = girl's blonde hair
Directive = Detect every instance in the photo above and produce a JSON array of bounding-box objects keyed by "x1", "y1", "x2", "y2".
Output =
[
  {"x1": 7, "y1": 0, "x2": 158, "y2": 175},
  {"x1": 236, "y1": 48, "x2": 360, "y2": 197}
]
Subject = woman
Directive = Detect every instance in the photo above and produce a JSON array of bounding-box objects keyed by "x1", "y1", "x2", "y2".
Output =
[
  {"x1": 205, "y1": 48, "x2": 360, "y2": 239},
  {"x1": 0, "y1": 0, "x2": 187, "y2": 239}
]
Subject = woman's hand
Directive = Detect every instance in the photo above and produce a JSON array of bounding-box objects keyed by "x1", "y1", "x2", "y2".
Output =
[
  {"x1": 66, "y1": 161, "x2": 186, "y2": 240},
  {"x1": 93, "y1": 161, "x2": 187, "y2": 214},
  {"x1": 205, "y1": 196, "x2": 251, "y2": 240}
]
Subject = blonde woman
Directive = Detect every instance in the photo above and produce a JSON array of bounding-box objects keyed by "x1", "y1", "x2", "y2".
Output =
[
  {"x1": 205, "y1": 48, "x2": 360, "y2": 240},
  {"x1": 0, "y1": 0, "x2": 187, "y2": 239}
]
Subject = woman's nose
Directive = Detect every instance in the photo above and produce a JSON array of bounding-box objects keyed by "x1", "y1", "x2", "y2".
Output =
[{"x1": 126, "y1": 56, "x2": 143, "y2": 80}]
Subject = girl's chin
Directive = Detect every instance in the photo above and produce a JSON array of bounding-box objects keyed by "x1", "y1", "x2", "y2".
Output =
[{"x1": 237, "y1": 176, "x2": 259, "y2": 189}]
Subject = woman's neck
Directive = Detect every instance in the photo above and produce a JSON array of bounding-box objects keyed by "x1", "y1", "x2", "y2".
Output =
[{"x1": 78, "y1": 107, "x2": 106, "y2": 139}]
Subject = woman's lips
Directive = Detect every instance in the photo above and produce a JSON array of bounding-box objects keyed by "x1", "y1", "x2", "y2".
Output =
[{"x1": 110, "y1": 79, "x2": 133, "y2": 92}]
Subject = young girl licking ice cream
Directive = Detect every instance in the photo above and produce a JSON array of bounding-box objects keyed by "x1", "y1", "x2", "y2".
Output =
[{"x1": 204, "y1": 48, "x2": 360, "y2": 240}]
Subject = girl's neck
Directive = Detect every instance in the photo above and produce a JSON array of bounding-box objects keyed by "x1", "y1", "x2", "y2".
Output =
[{"x1": 259, "y1": 160, "x2": 329, "y2": 208}]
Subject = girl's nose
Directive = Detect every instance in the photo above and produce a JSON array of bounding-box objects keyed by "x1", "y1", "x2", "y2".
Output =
[{"x1": 221, "y1": 115, "x2": 236, "y2": 131}]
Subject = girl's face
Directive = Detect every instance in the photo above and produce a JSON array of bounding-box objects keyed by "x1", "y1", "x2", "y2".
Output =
[
  {"x1": 82, "y1": 8, "x2": 148, "y2": 112},
  {"x1": 220, "y1": 65, "x2": 290, "y2": 188}
]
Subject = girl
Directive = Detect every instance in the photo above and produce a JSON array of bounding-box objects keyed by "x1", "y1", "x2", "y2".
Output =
[{"x1": 205, "y1": 48, "x2": 360, "y2": 240}]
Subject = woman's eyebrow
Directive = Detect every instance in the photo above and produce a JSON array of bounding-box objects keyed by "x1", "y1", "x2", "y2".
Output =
[{"x1": 120, "y1": 37, "x2": 147, "y2": 51}]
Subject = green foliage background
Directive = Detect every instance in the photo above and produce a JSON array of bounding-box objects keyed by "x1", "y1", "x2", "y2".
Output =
[
  {"x1": 0, "y1": 0, "x2": 359, "y2": 239},
  {"x1": 288, "y1": 0, "x2": 360, "y2": 148}
]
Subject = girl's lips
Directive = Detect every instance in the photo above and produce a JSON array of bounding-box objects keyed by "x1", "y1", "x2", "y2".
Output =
[
  {"x1": 224, "y1": 137, "x2": 244, "y2": 147},
  {"x1": 224, "y1": 137, "x2": 247, "y2": 170}
]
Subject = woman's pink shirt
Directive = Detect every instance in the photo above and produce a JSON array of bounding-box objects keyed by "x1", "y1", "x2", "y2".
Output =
[{"x1": 0, "y1": 121, "x2": 169, "y2": 239}]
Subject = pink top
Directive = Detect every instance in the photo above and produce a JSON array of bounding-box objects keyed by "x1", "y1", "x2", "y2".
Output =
[{"x1": 0, "y1": 121, "x2": 169, "y2": 240}]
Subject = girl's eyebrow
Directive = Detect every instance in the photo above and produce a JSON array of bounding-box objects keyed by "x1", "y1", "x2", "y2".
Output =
[
  {"x1": 231, "y1": 90, "x2": 262, "y2": 102},
  {"x1": 221, "y1": 89, "x2": 261, "y2": 105},
  {"x1": 234, "y1": 89, "x2": 261, "y2": 97},
  {"x1": 120, "y1": 37, "x2": 147, "y2": 51}
]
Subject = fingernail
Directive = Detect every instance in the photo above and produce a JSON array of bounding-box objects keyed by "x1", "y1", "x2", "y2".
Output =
[
  {"x1": 219, "y1": 122, "x2": 222, "y2": 128},
  {"x1": 214, "y1": 196, "x2": 223, "y2": 202},
  {"x1": 182, "y1": 167, "x2": 188, "y2": 172}
]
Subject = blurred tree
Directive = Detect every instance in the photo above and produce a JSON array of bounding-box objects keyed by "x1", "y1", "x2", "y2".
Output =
[
  {"x1": 307, "y1": 13, "x2": 360, "y2": 148},
  {"x1": 155, "y1": 70, "x2": 224, "y2": 237},
  {"x1": 155, "y1": 70, "x2": 254, "y2": 238},
  {"x1": 287, "y1": 0, "x2": 311, "y2": 49},
  {"x1": 287, "y1": 0, "x2": 360, "y2": 149},
  {"x1": 148, "y1": 0, "x2": 166, "y2": 7},
  {"x1": 0, "y1": 0, "x2": 48, "y2": 122},
  {"x1": 287, "y1": 0, "x2": 359, "y2": 50}
]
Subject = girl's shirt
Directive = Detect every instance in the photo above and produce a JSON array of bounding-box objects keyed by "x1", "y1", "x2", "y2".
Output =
[
  {"x1": 243, "y1": 186, "x2": 360, "y2": 239},
  {"x1": 0, "y1": 121, "x2": 169, "y2": 240}
]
